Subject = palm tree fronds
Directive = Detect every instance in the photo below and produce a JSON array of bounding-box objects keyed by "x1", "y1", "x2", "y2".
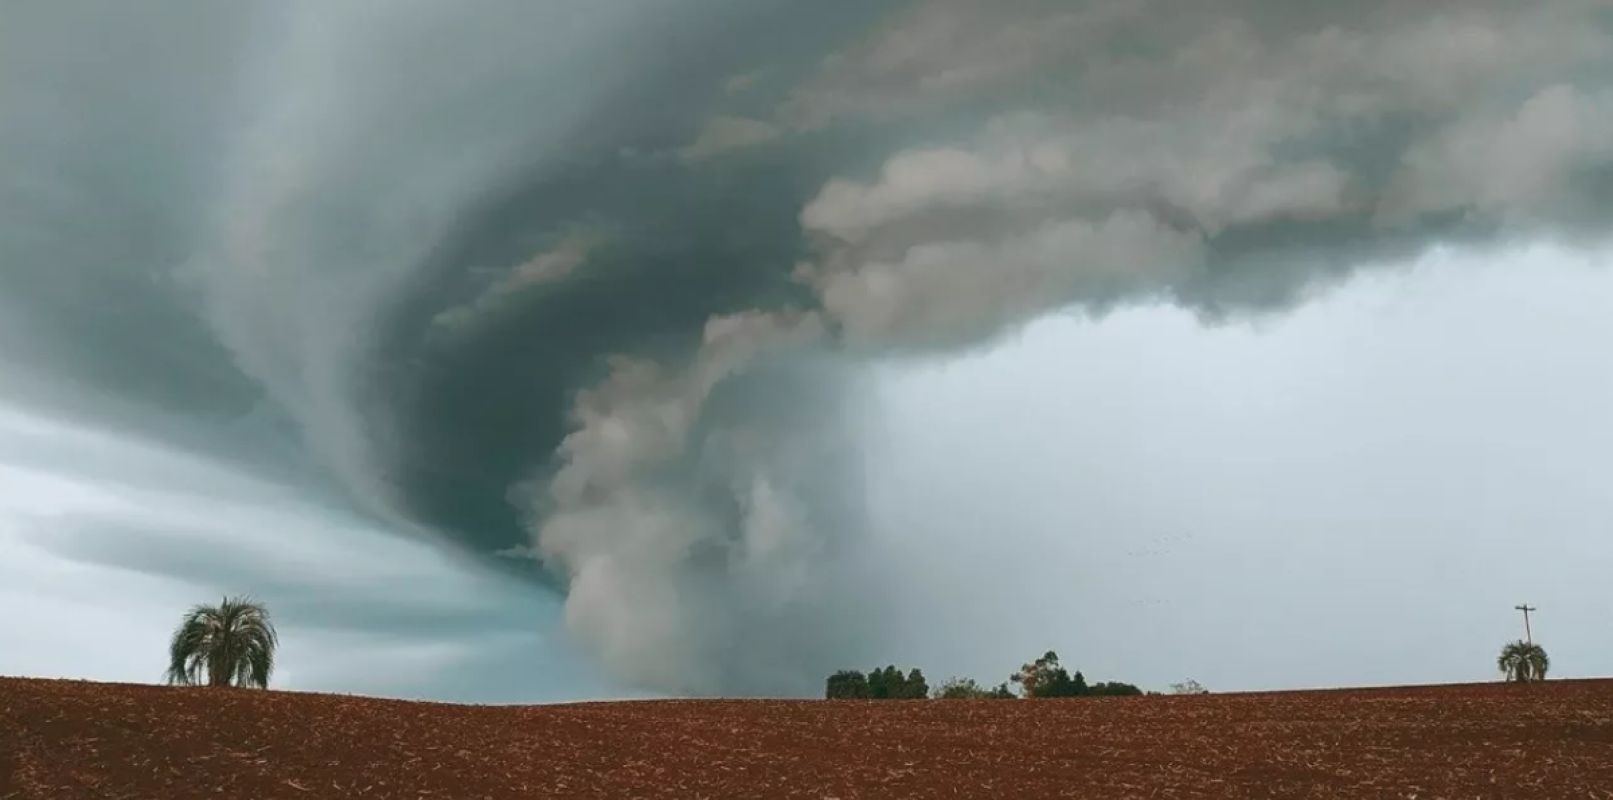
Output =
[
  {"x1": 164, "y1": 596, "x2": 278, "y2": 689},
  {"x1": 1497, "y1": 640, "x2": 1549, "y2": 683}
]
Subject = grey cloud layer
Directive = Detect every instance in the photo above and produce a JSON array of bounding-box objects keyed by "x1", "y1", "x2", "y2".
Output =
[
  {"x1": 3, "y1": 0, "x2": 1611, "y2": 695},
  {"x1": 784, "y1": 0, "x2": 1613, "y2": 347}
]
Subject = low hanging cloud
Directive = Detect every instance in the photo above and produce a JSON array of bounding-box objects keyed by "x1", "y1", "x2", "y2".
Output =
[
  {"x1": 809, "y1": 210, "x2": 1205, "y2": 347},
  {"x1": 781, "y1": 0, "x2": 1613, "y2": 345},
  {"x1": 2, "y1": 0, "x2": 1611, "y2": 695},
  {"x1": 678, "y1": 116, "x2": 784, "y2": 162},
  {"x1": 431, "y1": 234, "x2": 599, "y2": 333}
]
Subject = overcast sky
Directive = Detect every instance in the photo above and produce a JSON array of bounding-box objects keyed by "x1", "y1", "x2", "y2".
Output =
[
  {"x1": 866, "y1": 242, "x2": 1613, "y2": 692},
  {"x1": 2, "y1": 1, "x2": 1611, "y2": 700},
  {"x1": 5, "y1": 243, "x2": 1606, "y2": 698}
]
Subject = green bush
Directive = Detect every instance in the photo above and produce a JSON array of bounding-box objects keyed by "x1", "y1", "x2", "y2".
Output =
[
  {"x1": 826, "y1": 669, "x2": 869, "y2": 699},
  {"x1": 828, "y1": 666, "x2": 928, "y2": 699},
  {"x1": 1011, "y1": 651, "x2": 1088, "y2": 698},
  {"x1": 902, "y1": 668, "x2": 929, "y2": 699},
  {"x1": 933, "y1": 677, "x2": 1017, "y2": 699},
  {"x1": 1010, "y1": 650, "x2": 1146, "y2": 698},
  {"x1": 1088, "y1": 681, "x2": 1143, "y2": 697},
  {"x1": 832, "y1": 652, "x2": 1143, "y2": 702}
]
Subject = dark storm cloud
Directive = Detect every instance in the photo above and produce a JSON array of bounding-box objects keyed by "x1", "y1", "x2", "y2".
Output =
[
  {"x1": 0, "y1": 1, "x2": 259, "y2": 415},
  {"x1": 25, "y1": 519, "x2": 533, "y2": 639},
  {"x1": 3, "y1": 0, "x2": 1611, "y2": 694}
]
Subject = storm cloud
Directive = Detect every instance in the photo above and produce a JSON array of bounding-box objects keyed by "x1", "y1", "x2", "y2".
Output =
[{"x1": 3, "y1": 0, "x2": 1611, "y2": 694}]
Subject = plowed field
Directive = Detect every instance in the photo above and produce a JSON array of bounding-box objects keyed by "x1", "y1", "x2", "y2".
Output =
[{"x1": 4, "y1": 677, "x2": 1612, "y2": 799}]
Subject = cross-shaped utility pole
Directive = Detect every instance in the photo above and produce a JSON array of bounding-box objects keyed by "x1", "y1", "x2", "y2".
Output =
[{"x1": 1514, "y1": 604, "x2": 1538, "y2": 645}]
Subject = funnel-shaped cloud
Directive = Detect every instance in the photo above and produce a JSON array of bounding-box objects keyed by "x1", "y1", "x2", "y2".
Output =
[{"x1": 2, "y1": 0, "x2": 1610, "y2": 694}]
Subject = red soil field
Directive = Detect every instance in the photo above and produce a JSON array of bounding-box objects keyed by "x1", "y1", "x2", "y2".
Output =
[{"x1": 3, "y1": 676, "x2": 1612, "y2": 799}]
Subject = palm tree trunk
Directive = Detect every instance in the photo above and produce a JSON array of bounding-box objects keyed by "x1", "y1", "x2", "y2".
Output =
[{"x1": 209, "y1": 637, "x2": 229, "y2": 687}]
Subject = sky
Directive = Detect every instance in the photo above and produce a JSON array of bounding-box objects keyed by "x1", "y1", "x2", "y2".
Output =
[
  {"x1": 4, "y1": 243, "x2": 1607, "y2": 698},
  {"x1": 866, "y1": 243, "x2": 1613, "y2": 692},
  {"x1": 2, "y1": 1, "x2": 1612, "y2": 700},
  {"x1": 0, "y1": 404, "x2": 616, "y2": 703}
]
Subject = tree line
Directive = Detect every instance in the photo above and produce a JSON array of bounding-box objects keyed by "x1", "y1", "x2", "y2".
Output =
[
  {"x1": 826, "y1": 650, "x2": 1148, "y2": 700},
  {"x1": 152, "y1": 596, "x2": 1551, "y2": 695}
]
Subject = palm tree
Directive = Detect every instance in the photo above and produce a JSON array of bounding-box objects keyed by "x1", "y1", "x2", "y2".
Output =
[
  {"x1": 165, "y1": 596, "x2": 278, "y2": 688},
  {"x1": 1497, "y1": 640, "x2": 1549, "y2": 683}
]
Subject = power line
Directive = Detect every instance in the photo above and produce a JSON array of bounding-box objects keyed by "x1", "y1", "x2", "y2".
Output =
[{"x1": 1514, "y1": 604, "x2": 1537, "y2": 645}]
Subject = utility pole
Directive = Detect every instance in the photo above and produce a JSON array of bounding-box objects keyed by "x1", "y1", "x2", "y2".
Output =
[{"x1": 1514, "y1": 604, "x2": 1537, "y2": 645}]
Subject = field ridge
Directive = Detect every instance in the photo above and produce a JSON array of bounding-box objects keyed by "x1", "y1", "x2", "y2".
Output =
[{"x1": 5, "y1": 676, "x2": 1612, "y2": 798}]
